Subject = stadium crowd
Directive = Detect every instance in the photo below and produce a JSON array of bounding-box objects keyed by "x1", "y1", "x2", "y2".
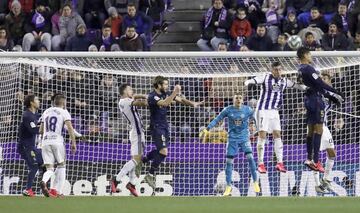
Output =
[
  {"x1": 198, "y1": 0, "x2": 360, "y2": 51},
  {"x1": 0, "y1": 0, "x2": 172, "y2": 52}
]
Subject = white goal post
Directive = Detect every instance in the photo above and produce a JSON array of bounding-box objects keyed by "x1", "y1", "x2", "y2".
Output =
[{"x1": 0, "y1": 51, "x2": 359, "y2": 197}]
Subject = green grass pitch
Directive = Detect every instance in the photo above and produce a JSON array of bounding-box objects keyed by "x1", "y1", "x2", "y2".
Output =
[{"x1": 1, "y1": 196, "x2": 360, "y2": 213}]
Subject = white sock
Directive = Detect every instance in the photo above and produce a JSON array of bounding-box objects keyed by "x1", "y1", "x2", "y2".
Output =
[
  {"x1": 274, "y1": 138, "x2": 283, "y2": 163},
  {"x1": 324, "y1": 157, "x2": 335, "y2": 181},
  {"x1": 129, "y1": 169, "x2": 136, "y2": 185},
  {"x1": 313, "y1": 171, "x2": 320, "y2": 186},
  {"x1": 116, "y1": 159, "x2": 137, "y2": 182},
  {"x1": 56, "y1": 167, "x2": 66, "y2": 194},
  {"x1": 50, "y1": 170, "x2": 58, "y2": 190},
  {"x1": 257, "y1": 138, "x2": 266, "y2": 164},
  {"x1": 42, "y1": 169, "x2": 54, "y2": 183}
]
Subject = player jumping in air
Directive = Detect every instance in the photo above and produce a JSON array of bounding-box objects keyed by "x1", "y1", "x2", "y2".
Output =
[
  {"x1": 110, "y1": 84, "x2": 148, "y2": 197},
  {"x1": 200, "y1": 93, "x2": 260, "y2": 196},
  {"x1": 297, "y1": 47, "x2": 344, "y2": 172},
  {"x1": 314, "y1": 72, "x2": 337, "y2": 194},
  {"x1": 17, "y1": 95, "x2": 45, "y2": 197},
  {"x1": 143, "y1": 76, "x2": 204, "y2": 190},
  {"x1": 245, "y1": 61, "x2": 306, "y2": 173},
  {"x1": 39, "y1": 94, "x2": 77, "y2": 197}
]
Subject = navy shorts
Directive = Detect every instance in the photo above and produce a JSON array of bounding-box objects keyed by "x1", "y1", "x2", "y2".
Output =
[
  {"x1": 17, "y1": 144, "x2": 43, "y2": 169},
  {"x1": 304, "y1": 95, "x2": 325, "y2": 124},
  {"x1": 151, "y1": 127, "x2": 170, "y2": 150}
]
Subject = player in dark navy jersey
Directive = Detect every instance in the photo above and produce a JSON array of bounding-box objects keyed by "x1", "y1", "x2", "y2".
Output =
[
  {"x1": 17, "y1": 95, "x2": 45, "y2": 197},
  {"x1": 296, "y1": 47, "x2": 344, "y2": 172},
  {"x1": 143, "y1": 76, "x2": 204, "y2": 189}
]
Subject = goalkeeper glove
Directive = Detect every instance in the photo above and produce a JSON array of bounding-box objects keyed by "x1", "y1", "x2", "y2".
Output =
[
  {"x1": 199, "y1": 128, "x2": 209, "y2": 138},
  {"x1": 326, "y1": 91, "x2": 345, "y2": 106}
]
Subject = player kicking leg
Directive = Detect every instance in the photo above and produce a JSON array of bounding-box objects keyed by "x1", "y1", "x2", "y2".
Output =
[{"x1": 110, "y1": 84, "x2": 148, "y2": 196}]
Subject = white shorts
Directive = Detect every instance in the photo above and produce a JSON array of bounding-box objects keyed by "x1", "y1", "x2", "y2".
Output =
[
  {"x1": 256, "y1": 109, "x2": 281, "y2": 132},
  {"x1": 42, "y1": 143, "x2": 66, "y2": 165},
  {"x1": 320, "y1": 125, "x2": 334, "y2": 151},
  {"x1": 129, "y1": 129, "x2": 145, "y2": 156}
]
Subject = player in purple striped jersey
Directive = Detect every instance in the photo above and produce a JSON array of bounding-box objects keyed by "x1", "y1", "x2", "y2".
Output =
[
  {"x1": 245, "y1": 61, "x2": 306, "y2": 173},
  {"x1": 110, "y1": 84, "x2": 148, "y2": 197}
]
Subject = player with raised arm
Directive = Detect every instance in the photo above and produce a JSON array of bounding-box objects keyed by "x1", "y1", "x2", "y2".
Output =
[
  {"x1": 110, "y1": 84, "x2": 148, "y2": 197},
  {"x1": 17, "y1": 95, "x2": 45, "y2": 197},
  {"x1": 200, "y1": 93, "x2": 260, "y2": 196},
  {"x1": 39, "y1": 94, "x2": 76, "y2": 197},
  {"x1": 297, "y1": 47, "x2": 344, "y2": 172},
  {"x1": 314, "y1": 72, "x2": 337, "y2": 193},
  {"x1": 244, "y1": 61, "x2": 306, "y2": 174},
  {"x1": 143, "y1": 76, "x2": 204, "y2": 190}
]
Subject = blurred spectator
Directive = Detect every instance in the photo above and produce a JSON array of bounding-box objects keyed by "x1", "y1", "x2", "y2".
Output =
[
  {"x1": 0, "y1": 1, "x2": 9, "y2": 22},
  {"x1": 84, "y1": 0, "x2": 107, "y2": 29},
  {"x1": 262, "y1": 0, "x2": 285, "y2": 16},
  {"x1": 308, "y1": 7, "x2": 328, "y2": 33},
  {"x1": 230, "y1": 8, "x2": 252, "y2": 50},
  {"x1": 122, "y1": 3, "x2": 153, "y2": 50},
  {"x1": 0, "y1": 26, "x2": 14, "y2": 51},
  {"x1": 119, "y1": 25, "x2": 143, "y2": 51},
  {"x1": 197, "y1": 0, "x2": 232, "y2": 51},
  {"x1": 322, "y1": 22, "x2": 350, "y2": 50},
  {"x1": 291, "y1": 0, "x2": 315, "y2": 25},
  {"x1": 303, "y1": 31, "x2": 321, "y2": 51},
  {"x1": 8, "y1": 0, "x2": 34, "y2": 15},
  {"x1": 246, "y1": 0, "x2": 265, "y2": 29},
  {"x1": 139, "y1": 0, "x2": 165, "y2": 31},
  {"x1": 98, "y1": 74, "x2": 119, "y2": 115},
  {"x1": 165, "y1": 0, "x2": 174, "y2": 12},
  {"x1": 217, "y1": 42, "x2": 227, "y2": 51},
  {"x1": 51, "y1": 3, "x2": 85, "y2": 51},
  {"x1": 200, "y1": 115, "x2": 227, "y2": 144},
  {"x1": 263, "y1": 0, "x2": 284, "y2": 41},
  {"x1": 92, "y1": 24, "x2": 119, "y2": 51},
  {"x1": 65, "y1": 24, "x2": 92, "y2": 51},
  {"x1": 22, "y1": 1, "x2": 52, "y2": 51},
  {"x1": 104, "y1": 7, "x2": 123, "y2": 38},
  {"x1": 281, "y1": 8, "x2": 301, "y2": 35},
  {"x1": 5, "y1": 1, "x2": 26, "y2": 45},
  {"x1": 272, "y1": 33, "x2": 290, "y2": 51},
  {"x1": 352, "y1": 30, "x2": 360, "y2": 50},
  {"x1": 314, "y1": 0, "x2": 339, "y2": 22},
  {"x1": 104, "y1": 0, "x2": 135, "y2": 16},
  {"x1": 62, "y1": 0, "x2": 85, "y2": 16},
  {"x1": 51, "y1": 8, "x2": 61, "y2": 35},
  {"x1": 332, "y1": 1, "x2": 350, "y2": 36},
  {"x1": 348, "y1": 0, "x2": 360, "y2": 38},
  {"x1": 241, "y1": 24, "x2": 273, "y2": 51}
]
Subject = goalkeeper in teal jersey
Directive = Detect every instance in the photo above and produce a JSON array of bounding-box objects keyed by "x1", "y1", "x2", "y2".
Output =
[{"x1": 200, "y1": 93, "x2": 260, "y2": 196}]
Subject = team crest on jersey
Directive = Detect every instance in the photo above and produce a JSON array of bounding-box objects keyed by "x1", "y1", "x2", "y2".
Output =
[
  {"x1": 272, "y1": 82, "x2": 281, "y2": 91},
  {"x1": 154, "y1": 96, "x2": 160, "y2": 101},
  {"x1": 240, "y1": 114, "x2": 245, "y2": 118}
]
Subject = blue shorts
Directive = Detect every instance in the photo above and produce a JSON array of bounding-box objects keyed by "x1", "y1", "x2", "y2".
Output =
[
  {"x1": 151, "y1": 127, "x2": 170, "y2": 150},
  {"x1": 17, "y1": 144, "x2": 43, "y2": 169},
  {"x1": 304, "y1": 95, "x2": 325, "y2": 124},
  {"x1": 226, "y1": 138, "x2": 253, "y2": 157}
]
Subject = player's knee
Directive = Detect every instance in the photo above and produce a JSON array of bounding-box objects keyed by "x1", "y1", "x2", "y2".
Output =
[
  {"x1": 159, "y1": 148, "x2": 168, "y2": 156},
  {"x1": 132, "y1": 155, "x2": 142, "y2": 163},
  {"x1": 257, "y1": 139, "x2": 266, "y2": 147},
  {"x1": 258, "y1": 131, "x2": 267, "y2": 139},
  {"x1": 245, "y1": 153, "x2": 254, "y2": 160},
  {"x1": 57, "y1": 162, "x2": 66, "y2": 168},
  {"x1": 45, "y1": 165, "x2": 54, "y2": 171},
  {"x1": 327, "y1": 149, "x2": 336, "y2": 158},
  {"x1": 273, "y1": 131, "x2": 281, "y2": 139}
]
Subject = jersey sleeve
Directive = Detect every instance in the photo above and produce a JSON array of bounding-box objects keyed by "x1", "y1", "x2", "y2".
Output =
[
  {"x1": 63, "y1": 109, "x2": 72, "y2": 122},
  {"x1": 207, "y1": 107, "x2": 228, "y2": 130},
  {"x1": 245, "y1": 74, "x2": 266, "y2": 86},
  {"x1": 119, "y1": 98, "x2": 133, "y2": 109},
  {"x1": 148, "y1": 93, "x2": 160, "y2": 106}
]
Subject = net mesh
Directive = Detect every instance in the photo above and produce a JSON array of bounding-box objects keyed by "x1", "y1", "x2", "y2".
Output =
[{"x1": 0, "y1": 54, "x2": 359, "y2": 196}]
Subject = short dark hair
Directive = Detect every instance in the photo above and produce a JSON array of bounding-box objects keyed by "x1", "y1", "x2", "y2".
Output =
[
  {"x1": 53, "y1": 93, "x2": 66, "y2": 106},
  {"x1": 257, "y1": 23, "x2": 266, "y2": 29},
  {"x1": 279, "y1": 33, "x2": 288, "y2": 39},
  {"x1": 297, "y1": 47, "x2": 310, "y2": 59},
  {"x1": 305, "y1": 31, "x2": 314, "y2": 38},
  {"x1": 24, "y1": 94, "x2": 36, "y2": 108},
  {"x1": 153, "y1": 76, "x2": 168, "y2": 89},
  {"x1": 321, "y1": 72, "x2": 332, "y2": 80},
  {"x1": 237, "y1": 7, "x2": 246, "y2": 13},
  {"x1": 311, "y1": 7, "x2": 319, "y2": 12},
  {"x1": 119, "y1": 84, "x2": 130, "y2": 95},
  {"x1": 218, "y1": 42, "x2": 227, "y2": 47},
  {"x1": 102, "y1": 24, "x2": 111, "y2": 29},
  {"x1": 271, "y1": 61, "x2": 281, "y2": 68},
  {"x1": 127, "y1": 3, "x2": 136, "y2": 8},
  {"x1": 62, "y1": 3, "x2": 72, "y2": 10}
]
